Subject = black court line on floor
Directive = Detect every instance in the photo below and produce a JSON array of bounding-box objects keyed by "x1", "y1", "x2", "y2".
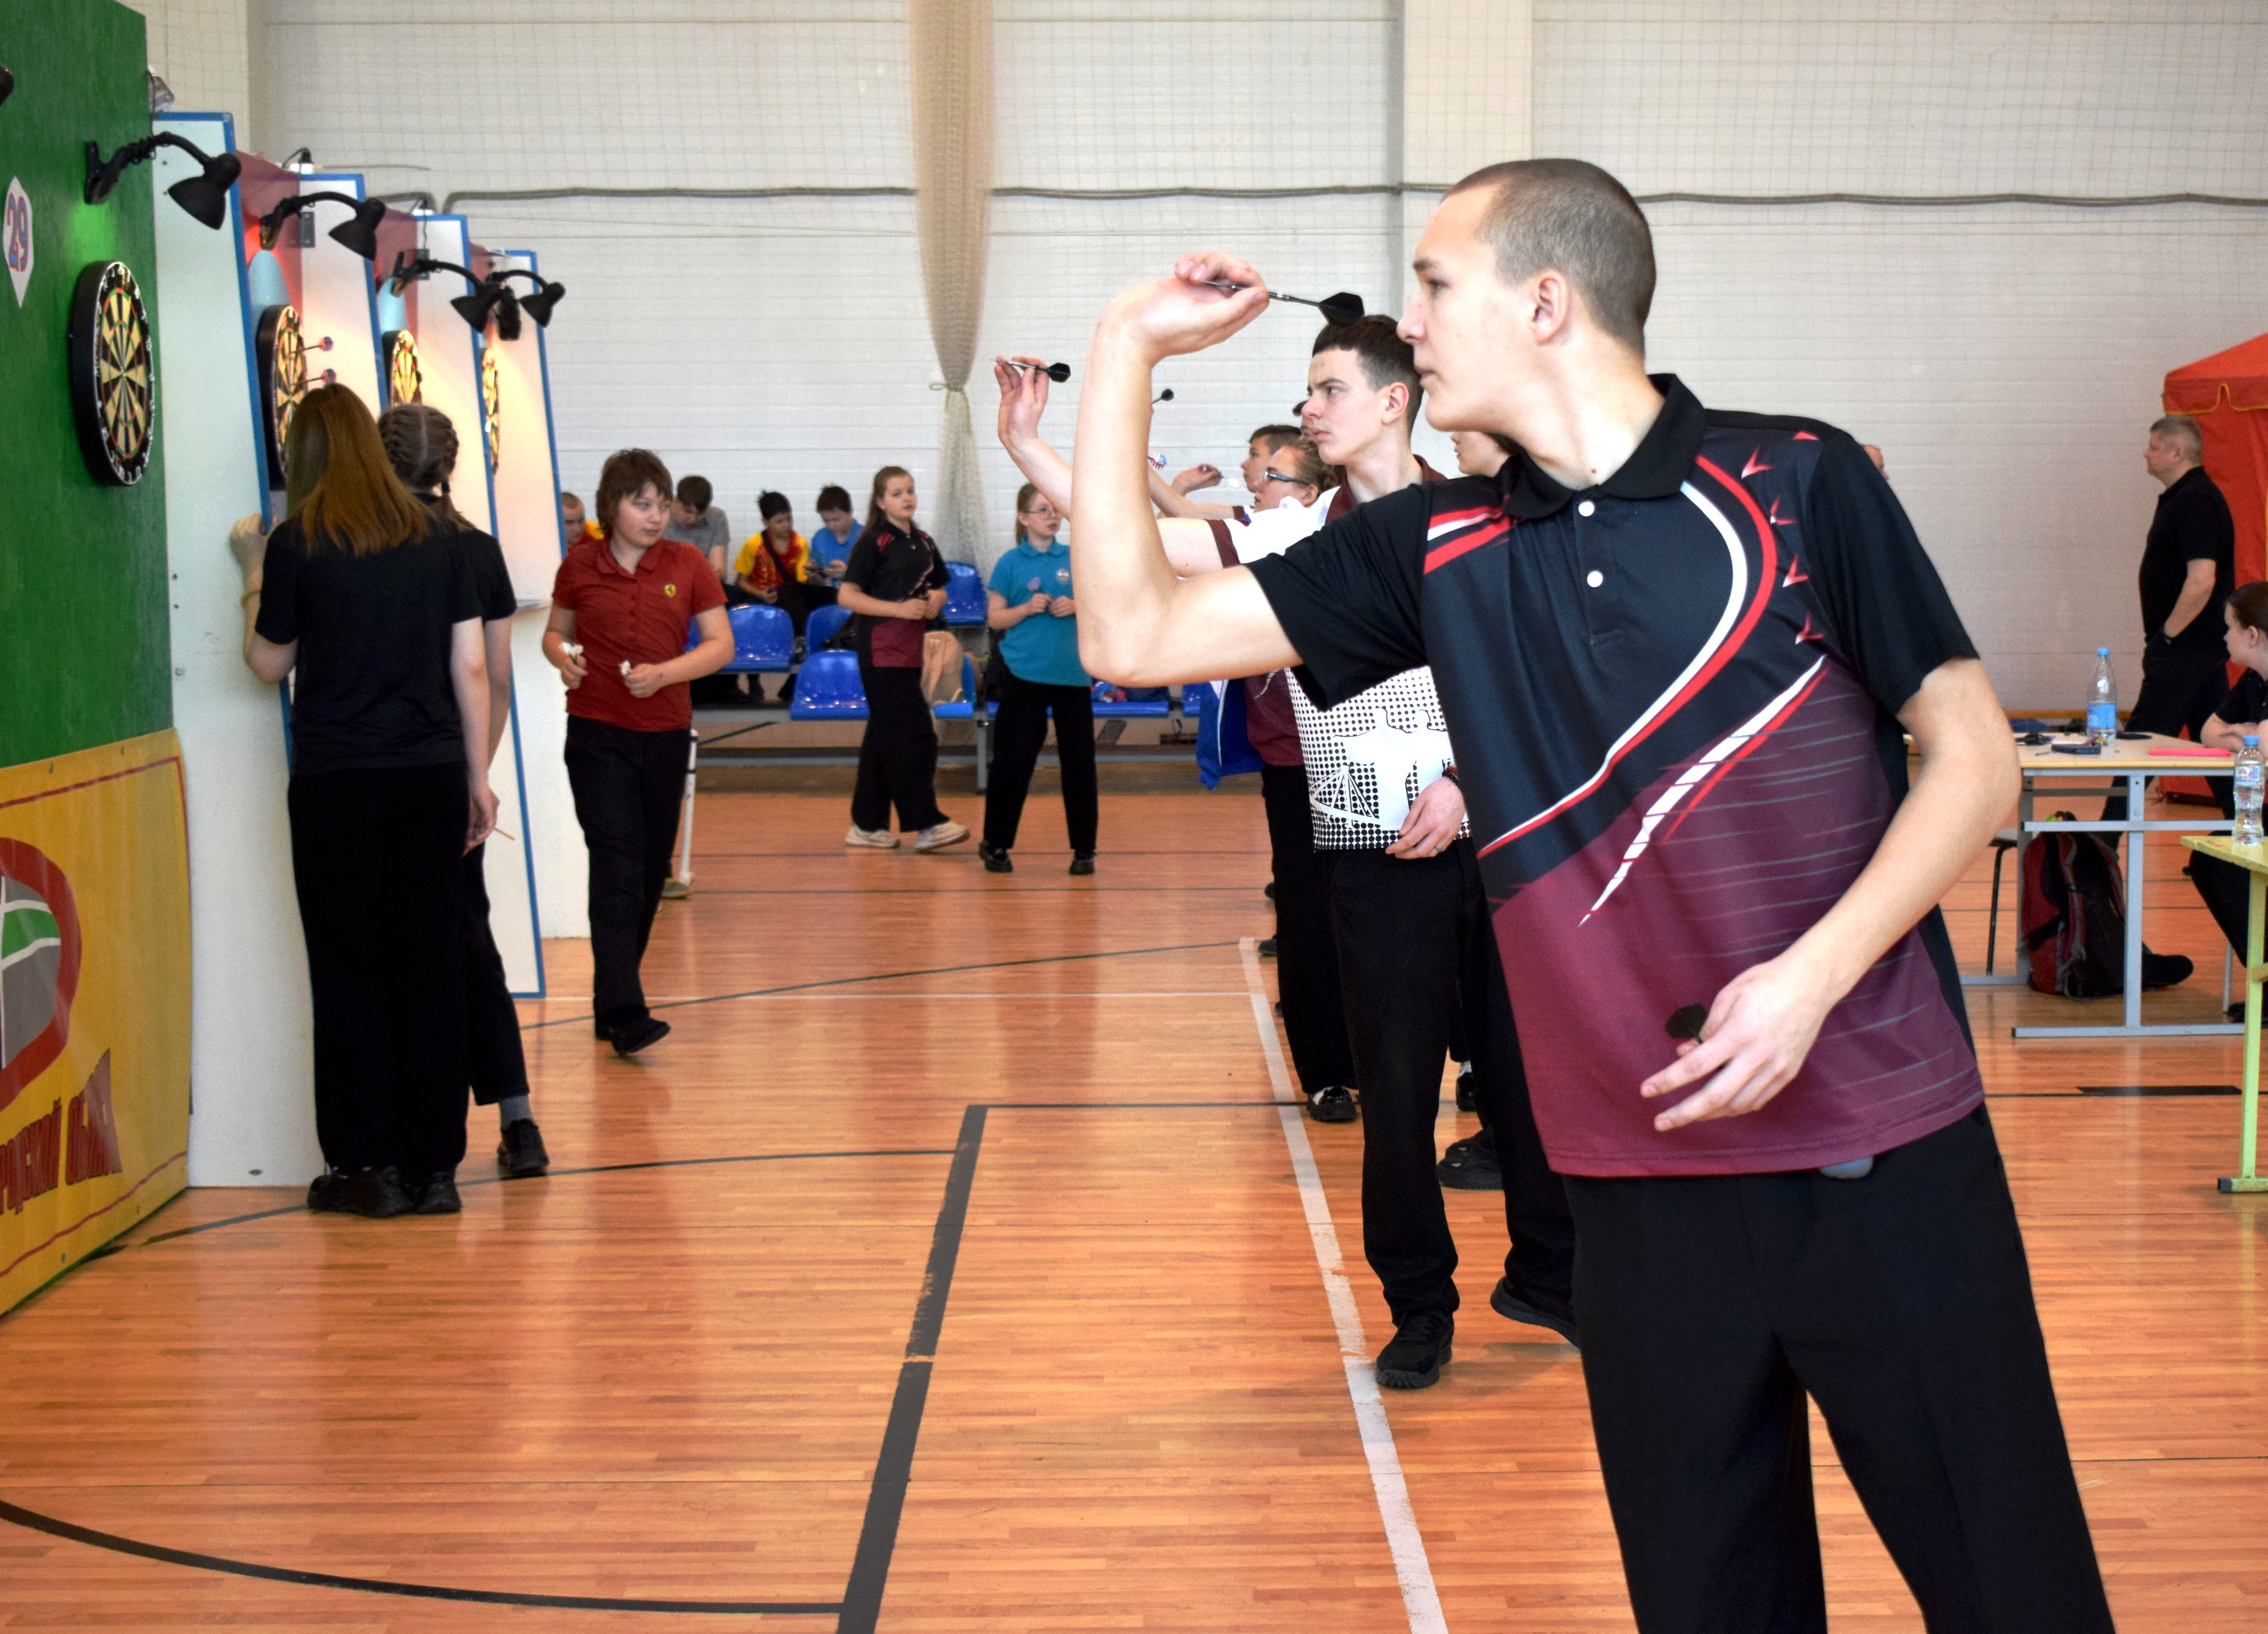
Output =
[
  {"x1": 522, "y1": 939, "x2": 1240, "y2": 1032},
  {"x1": 0, "y1": 1099, "x2": 1302, "y2": 1627},
  {"x1": 2078, "y1": 1085, "x2": 2243, "y2": 1096}
]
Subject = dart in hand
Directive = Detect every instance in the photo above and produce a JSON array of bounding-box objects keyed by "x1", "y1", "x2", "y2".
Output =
[
  {"x1": 1005, "y1": 360, "x2": 1072, "y2": 383},
  {"x1": 1201, "y1": 283, "x2": 1365, "y2": 326}
]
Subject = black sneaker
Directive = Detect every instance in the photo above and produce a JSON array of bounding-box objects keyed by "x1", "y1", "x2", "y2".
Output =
[
  {"x1": 1376, "y1": 1310, "x2": 1454, "y2": 1389},
  {"x1": 307, "y1": 1165, "x2": 414, "y2": 1218},
  {"x1": 1304, "y1": 1085, "x2": 1357, "y2": 1123},
  {"x1": 1454, "y1": 1063, "x2": 1476, "y2": 1113},
  {"x1": 497, "y1": 1119, "x2": 550, "y2": 1178},
  {"x1": 1490, "y1": 1277, "x2": 1579, "y2": 1347},
  {"x1": 978, "y1": 841, "x2": 1013, "y2": 873},
  {"x1": 1264, "y1": 880, "x2": 1276, "y2": 902},
  {"x1": 1068, "y1": 853, "x2": 1095, "y2": 876},
  {"x1": 413, "y1": 1170, "x2": 463, "y2": 1214},
  {"x1": 592, "y1": 1018, "x2": 610, "y2": 1039},
  {"x1": 1257, "y1": 937, "x2": 1278, "y2": 957},
  {"x1": 1436, "y1": 1129, "x2": 1502, "y2": 1191}
]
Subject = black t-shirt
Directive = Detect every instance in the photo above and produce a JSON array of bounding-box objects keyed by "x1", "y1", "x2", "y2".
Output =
[
  {"x1": 2219, "y1": 670, "x2": 2266, "y2": 731},
  {"x1": 1246, "y1": 377, "x2": 1983, "y2": 1178},
  {"x1": 841, "y1": 520, "x2": 946, "y2": 666},
  {"x1": 421, "y1": 499, "x2": 517, "y2": 623},
  {"x1": 256, "y1": 516, "x2": 481, "y2": 775},
  {"x1": 2140, "y1": 466, "x2": 2234, "y2": 655}
]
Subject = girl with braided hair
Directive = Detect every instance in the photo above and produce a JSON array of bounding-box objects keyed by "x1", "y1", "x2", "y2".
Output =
[{"x1": 377, "y1": 402, "x2": 549, "y2": 1179}]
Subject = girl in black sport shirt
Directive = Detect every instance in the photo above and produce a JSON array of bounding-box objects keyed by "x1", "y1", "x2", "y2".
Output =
[
  {"x1": 834, "y1": 466, "x2": 967, "y2": 852},
  {"x1": 238, "y1": 384, "x2": 495, "y2": 1220}
]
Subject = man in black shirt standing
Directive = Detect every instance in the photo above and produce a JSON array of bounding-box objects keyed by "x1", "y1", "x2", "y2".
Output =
[
  {"x1": 2131, "y1": 413, "x2": 2236, "y2": 742},
  {"x1": 1061, "y1": 162, "x2": 2114, "y2": 1633}
]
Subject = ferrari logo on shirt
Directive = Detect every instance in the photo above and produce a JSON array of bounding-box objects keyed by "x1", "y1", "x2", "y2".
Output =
[{"x1": 664, "y1": 583, "x2": 677, "y2": 597}]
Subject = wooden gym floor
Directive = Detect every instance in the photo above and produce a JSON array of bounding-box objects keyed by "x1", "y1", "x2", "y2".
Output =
[{"x1": 1, "y1": 779, "x2": 2263, "y2": 1631}]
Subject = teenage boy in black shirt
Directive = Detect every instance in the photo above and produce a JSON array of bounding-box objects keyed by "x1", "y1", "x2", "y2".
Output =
[{"x1": 1058, "y1": 161, "x2": 2112, "y2": 1634}]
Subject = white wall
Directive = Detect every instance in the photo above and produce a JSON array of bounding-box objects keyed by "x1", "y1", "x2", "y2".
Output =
[{"x1": 245, "y1": 0, "x2": 2268, "y2": 708}]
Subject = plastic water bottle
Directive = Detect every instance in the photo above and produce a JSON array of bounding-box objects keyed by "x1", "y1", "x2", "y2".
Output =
[
  {"x1": 2237, "y1": 736, "x2": 2265, "y2": 846},
  {"x1": 2086, "y1": 648, "x2": 2117, "y2": 748}
]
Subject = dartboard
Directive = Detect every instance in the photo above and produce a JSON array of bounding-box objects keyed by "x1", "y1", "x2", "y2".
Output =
[
  {"x1": 480, "y1": 347, "x2": 502, "y2": 473},
  {"x1": 255, "y1": 303, "x2": 307, "y2": 487},
  {"x1": 384, "y1": 329, "x2": 422, "y2": 408},
  {"x1": 66, "y1": 262, "x2": 154, "y2": 486}
]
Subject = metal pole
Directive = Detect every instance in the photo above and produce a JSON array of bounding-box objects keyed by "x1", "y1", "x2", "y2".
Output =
[
  {"x1": 2227, "y1": 867, "x2": 2267, "y2": 1193},
  {"x1": 2123, "y1": 770, "x2": 2144, "y2": 1029}
]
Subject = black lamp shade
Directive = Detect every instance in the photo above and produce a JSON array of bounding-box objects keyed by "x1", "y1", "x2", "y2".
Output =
[
  {"x1": 328, "y1": 196, "x2": 385, "y2": 261},
  {"x1": 517, "y1": 280, "x2": 565, "y2": 327},
  {"x1": 164, "y1": 151, "x2": 240, "y2": 231},
  {"x1": 451, "y1": 283, "x2": 503, "y2": 332}
]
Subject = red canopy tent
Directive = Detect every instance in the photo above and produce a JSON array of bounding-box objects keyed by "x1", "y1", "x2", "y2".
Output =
[
  {"x1": 2158, "y1": 337, "x2": 2268, "y2": 795},
  {"x1": 2165, "y1": 333, "x2": 2268, "y2": 589}
]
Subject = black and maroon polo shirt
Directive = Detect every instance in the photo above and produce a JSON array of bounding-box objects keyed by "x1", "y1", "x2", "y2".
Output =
[{"x1": 1247, "y1": 376, "x2": 1983, "y2": 1177}]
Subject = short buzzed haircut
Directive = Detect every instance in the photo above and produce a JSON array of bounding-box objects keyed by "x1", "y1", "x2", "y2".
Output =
[
  {"x1": 2151, "y1": 415, "x2": 2203, "y2": 463},
  {"x1": 1450, "y1": 158, "x2": 1656, "y2": 353},
  {"x1": 1313, "y1": 315, "x2": 1423, "y2": 420}
]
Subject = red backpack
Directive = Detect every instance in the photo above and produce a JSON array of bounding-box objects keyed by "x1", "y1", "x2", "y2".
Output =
[{"x1": 2020, "y1": 818, "x2": 2128, "y2": 998}]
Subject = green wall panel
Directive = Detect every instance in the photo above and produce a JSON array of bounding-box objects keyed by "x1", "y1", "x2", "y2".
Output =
[{"x1": 0, "y1": 0, "x2": 172, "y2": 769}]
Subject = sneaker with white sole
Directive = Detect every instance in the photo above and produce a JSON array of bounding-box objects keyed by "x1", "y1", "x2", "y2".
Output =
[
  {"x1": 845, "y1": 825, "x2": 898, "y2": 849},
  {"x1": 914, "y1": 820, "x2": 970, "y2": 852}
]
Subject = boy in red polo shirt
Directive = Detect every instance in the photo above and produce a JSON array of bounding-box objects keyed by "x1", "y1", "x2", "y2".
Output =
[{"x1": 544, "y1": 449, "x2": 732, "y2": 1055}]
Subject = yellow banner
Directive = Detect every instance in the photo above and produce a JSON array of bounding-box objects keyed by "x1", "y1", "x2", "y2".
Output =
[{"x1": 0, "y1": 730, "x2": 190, "y2": 1314}]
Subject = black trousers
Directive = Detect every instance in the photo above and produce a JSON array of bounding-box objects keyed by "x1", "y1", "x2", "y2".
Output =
[
  {"x1": 1260, "y1": 762, "x2": 1356, "y2": 1095},
  {"x1": 852, "y1": 660, "x2": 946, "y2": 833},
  {"x1": 565, "y1": 715, "x2": 688, "y2": 1026},
  {"x1": 2108, "y1": 639, "x2": 2229, "y2": 823},
  {"x1": 1569, "y1": 1107, "x2": 2113, "y2": 1634},
  {"x1": 287, "y1": 763, "x2": 470, "y2": 1176},
  {"x1": 1330, "y1": 843, "x2": 1575, "y2": 1321},
  {"x1": 983, "y1": 670, "x2": 1097, "y2": 854},
  {"x1": 462, "y1": 842, "x2": 530, "y2": 1107}
]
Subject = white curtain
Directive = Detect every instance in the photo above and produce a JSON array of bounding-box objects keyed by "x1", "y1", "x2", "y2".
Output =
[{"x1": 908, "y1": 0, "x2": 993, "y2": 565}]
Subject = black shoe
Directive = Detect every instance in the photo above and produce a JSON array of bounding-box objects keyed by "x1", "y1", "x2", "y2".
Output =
[
  {"x1": 1436, "y1": 1129, "x2": 1502, "y2": 1191},
  {"x1": 497, "y1": 1119, "x2": 550, "y2": 1178},
  {"x1": 608, "y1": 1015, "x2": 671, "y2": 1057},
  {"x1": 307, "y1": 1165, "x2": 414, "y2": 1218},
  {"x1": 1454, "y1": 1065, "x2": 1475, "y2": 1113},
  {"x1": 413, "y1": 1170, "x2": 463, "y2": 1214},
  {"x1": 1257, "y1": 937, "x2": 1278, "y2": 957},
  {"x1": 2141, "y1": 946, "x2": 2193, "y2": 989},
  {"x1": 1264, "y1": 880, "x2": 1276, "y2": 902},
  {"x1": 978, "y1": 842, "x2": 1013, "y2": 873},
  {"x1": 1304, "y1": 1085, "x2": 1357, "y2": 1123},
  {"x1": 1376, "y1": 1310, "x2": 1454, "y2": 1390},
  {"x1": 593, "y1": 1018, "x2": 610, "y2": 1038},
  {"x1": 1490, "y1": 1277, "x2": 1579, "y2": 1347},
  {"x1": 1068, "y1": 853, "x2": 1095, "y2": 876},
  {"x1": 1273, "y1": 1000, "x2": 1283, "y2": 1018}
]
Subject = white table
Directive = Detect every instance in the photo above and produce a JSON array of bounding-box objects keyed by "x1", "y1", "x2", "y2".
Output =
[{"x1": 1974, "y1": 734, "x2": 2238, "y2": 1040}]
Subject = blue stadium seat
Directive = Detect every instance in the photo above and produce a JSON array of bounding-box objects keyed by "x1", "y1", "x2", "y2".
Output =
[
  {"x1": 806, "y1": 602, "x2": 852, "y2": 652},
  {"x1": 933, "y1": 656, "x2": 978, "y2": 719},
  {"x1": 942, "y1": 562, "x2": 985, "y2": 626},
  {"x1": 1090, "y1": 680, "x2": 1170, "y2": 718},
  {"x1": 788, "y1": 649, "x2": 868, "y2": 719},
  {"x1": 703, "y1": 603, "x2": 793, "y2": 672}
]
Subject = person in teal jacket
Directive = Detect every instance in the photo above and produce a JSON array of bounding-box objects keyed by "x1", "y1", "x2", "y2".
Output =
[{"x1": 978, "y1": 485, "x2": 1096, "y2": 875}]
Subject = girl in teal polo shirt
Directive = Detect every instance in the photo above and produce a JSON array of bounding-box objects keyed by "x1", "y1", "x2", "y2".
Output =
[{"x1": 978, "y1": 485, "x2": 1097, "y2": 874}]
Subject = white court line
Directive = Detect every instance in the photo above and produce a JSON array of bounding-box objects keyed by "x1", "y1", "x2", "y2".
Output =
[{"x1": 1240, "y1": 937, "x2": 1448, "y2": 1634}]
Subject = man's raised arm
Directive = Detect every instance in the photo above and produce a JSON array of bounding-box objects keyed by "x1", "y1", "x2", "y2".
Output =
[{"x1": 1070, "y1": 254, "x2": 1304, "y2": 686}]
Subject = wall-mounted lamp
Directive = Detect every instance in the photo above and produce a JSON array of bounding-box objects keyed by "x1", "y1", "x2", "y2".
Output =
[
  {"x1": 491, "y1": 267, "x2": 566, "y2": 327},
  {"x1": 256, "y1": 191, "x2": 386, "y2": 261},
  {"x1": 84, "y1": 131, "x2": 241, "y2": 230},
  {"x1": 390, "y1": 253, "x2": 527, "y2": 339}
]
